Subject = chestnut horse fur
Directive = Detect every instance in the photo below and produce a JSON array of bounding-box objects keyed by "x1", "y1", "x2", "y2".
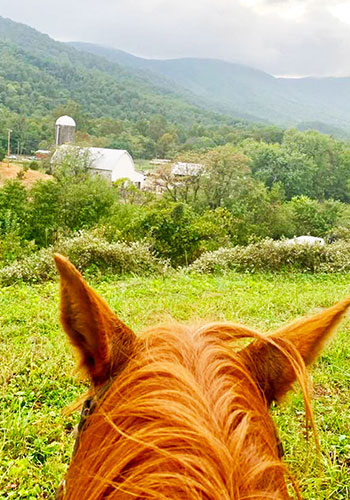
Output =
[{"x1": 54, "y1": 254, "x2": 350, "y2": 500}]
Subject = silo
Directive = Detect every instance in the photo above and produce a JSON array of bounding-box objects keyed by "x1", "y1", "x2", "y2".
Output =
[{"x1": 55, "y1": 116, "x2": 76, "y2": 145}]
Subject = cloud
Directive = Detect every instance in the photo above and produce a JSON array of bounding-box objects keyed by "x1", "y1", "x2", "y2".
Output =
[{"x1": 0, "y1": 0, "x2": 350, "y2": 76}]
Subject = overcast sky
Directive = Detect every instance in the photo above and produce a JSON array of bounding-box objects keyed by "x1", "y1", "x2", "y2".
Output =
[{"x1": 1, "y1": 0, "x2": 350, "y2": 77}]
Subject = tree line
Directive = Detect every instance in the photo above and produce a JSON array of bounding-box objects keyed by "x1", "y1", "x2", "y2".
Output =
[{"x1": 1, "y1": 128, "x2": 350, "y2": 268}]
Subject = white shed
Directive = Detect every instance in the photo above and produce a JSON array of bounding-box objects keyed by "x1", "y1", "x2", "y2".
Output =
[{"x1": 171, "y1": 162, "x2": 203, "y2": 176}]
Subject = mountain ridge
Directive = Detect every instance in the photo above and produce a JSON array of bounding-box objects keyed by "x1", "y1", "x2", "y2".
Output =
[
  {"x1": 1, "y1": 15, "x2": 350, "y2": 141},
  {"x1": 69, "y1": 41, "x2": 350, "y2": 136},
  {"x1": 0, "y1": 16, "x2": 238, "y2": 127}
]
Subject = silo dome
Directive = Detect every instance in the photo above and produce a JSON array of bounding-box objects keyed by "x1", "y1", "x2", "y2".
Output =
[
  {"x1": 56, "y1": 115, "x2": 76, "y2": 127},
  {"x1": 55, "y1": 115, "x2": 76, "y2": 145}
]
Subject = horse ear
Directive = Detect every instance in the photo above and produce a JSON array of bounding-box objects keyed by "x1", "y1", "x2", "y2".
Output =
[
  {"x1": 241, "y1": 297, "x2": 350, "y2": 404},
  {"x1": 54, "y1": 254, "x2": 136, "y2": 386}
]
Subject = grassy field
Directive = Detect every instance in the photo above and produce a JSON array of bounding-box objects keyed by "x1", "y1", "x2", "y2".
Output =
[{"x1": 1, "y1": 271, "x2": 350, "y2": 499}]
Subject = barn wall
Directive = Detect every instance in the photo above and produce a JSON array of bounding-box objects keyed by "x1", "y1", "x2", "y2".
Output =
[
  {"x1": 111, "y1": 154, "x2": 135, "y2": 182},
  {"x1": 90, "y1": 168, "x2": 113, "y2": 181}
]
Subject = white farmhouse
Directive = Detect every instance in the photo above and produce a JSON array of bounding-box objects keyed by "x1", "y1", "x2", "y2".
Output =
[{"x1": 52, "y1": 145, "x2": 144, "y2": 188}]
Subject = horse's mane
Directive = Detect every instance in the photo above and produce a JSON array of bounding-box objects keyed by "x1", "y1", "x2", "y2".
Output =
[{"x1": 65, "y1": 322, "x2": 311, "y2": 500}]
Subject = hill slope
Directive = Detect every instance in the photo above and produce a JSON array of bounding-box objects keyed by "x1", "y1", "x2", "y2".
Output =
[
  {"x1": 70, "y1": 42, "x2": 350, "y2": 135},
  {"x1": 0, "y1": 16, "x2": 234, "y2": 127}
]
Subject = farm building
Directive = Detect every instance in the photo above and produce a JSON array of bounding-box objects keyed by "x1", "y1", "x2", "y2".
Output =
[
  {"x1": 171, "y1": 162, "x2": 203, "y2": 176},
  {"x1": 87, "y1": 147, "x2": 144, "y2": 186},
  {"x1": 52, "y1": 145, "x2": 144, "y2": 187},
  {"x1": 35, "y1": 149, "x2": 51, "y2": 159},
  {"x1": 55, "y1": 115, "x2": 76, "y2": 145}
]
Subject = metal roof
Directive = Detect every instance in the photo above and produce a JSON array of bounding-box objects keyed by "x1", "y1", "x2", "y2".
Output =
[
  {"x1": 87, "y1": 147, "x2": 131, "y2": 172},
  {"x1": 171, "y1": 162, "x2": 203, "y2": 176},
  {"x1": 52, "y1": 146, "x2": 144, "y2": 184}
]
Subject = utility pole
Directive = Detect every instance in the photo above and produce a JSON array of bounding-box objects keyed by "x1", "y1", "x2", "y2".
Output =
[{"x1": 6, "y1": 129, "x2": 12, "y2": 157}]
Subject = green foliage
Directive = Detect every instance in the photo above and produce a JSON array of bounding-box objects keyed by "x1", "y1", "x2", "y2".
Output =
[
  {"x1": 29, "y1": 160, "x2": 39, "y2": 170},
  {"x1": 0, "y1": 230, "x2": 36, "y2": 264},
  {"x1": 244, "y1": 140, "x2": 316, "y2": 199},
  {"x1": 25, "y1": 174, "x2": 116, "y2": 246},
  {"x1": 0, "y1": 180, "x2": 29, "y2": 237},
  {"x1": 0, "y1": 248, "x2": 56, "y2": 285},
  {"x1": 26, "y1": 180, "x2": 61, "y2": 246},
  {"x1": 159, "y1": 145, "x2": 251, "y2": 210},
  {"x1": 194, "y1": 208, "x2": 233, "y2": 253},
  {"x1": 199, "y1": 145, "x2": 251, "y2": 210},
  {"x1": 132, "y1": 202, "x2": 202, "y2": 266},
  {"x1": 283, "y1": 129, "x2": 350, "y2": 201},
  {"x1": 289, "y1": 196, "x2": 341, "y2": 236},
  {"x1": 191, "y1": 239, "x2": 350, "y2": 274},
  {"x1": 55, "y1": 176, "x2": 115, "y2": 233},
  {"x1": 0, "y1": 232, "x2": 165, "y2": 285},
  {"x1": 0, "y1": 136, "x2": 348, "y2": 270},
  {"x1": 52, "y1": 147, "x2": 90, "y2": 181},
  {"x1": 58, "y1": 232, "x2": 166, "y2": 276}
]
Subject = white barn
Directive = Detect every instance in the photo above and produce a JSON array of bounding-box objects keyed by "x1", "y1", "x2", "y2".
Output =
[
  {"x1": 87, "y1": 148, "x2": 144, "y2": 187},
  {"x1": 52, "y1": 146, "x2": 144, "y2": 188}
]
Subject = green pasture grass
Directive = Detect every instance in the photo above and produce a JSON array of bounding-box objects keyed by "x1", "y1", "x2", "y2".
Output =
[
  {"x1": 1, "y1": 271, "x2": 350, "y2": 499},
  {"x1": 134, "y1": 159, "x2": 156, "y2": 172}
]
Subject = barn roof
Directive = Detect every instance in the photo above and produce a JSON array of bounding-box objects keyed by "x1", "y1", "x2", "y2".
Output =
[{"x1": 87, "y1": 148, "x2": 132, "y2": 172}]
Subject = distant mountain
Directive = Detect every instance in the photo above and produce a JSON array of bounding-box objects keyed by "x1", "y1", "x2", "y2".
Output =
[
  {"x1": 1, "y1": 14, "x2": 350, "y2": 140},
  {"x1": 70, "y1": 42, "x2": 350, "y2": 136},
  {"x1": 0, "y1": 16, "x2": 234, "y2": 127}
]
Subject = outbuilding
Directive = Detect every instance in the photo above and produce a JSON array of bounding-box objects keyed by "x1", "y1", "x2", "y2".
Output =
[
  {"x1": 87, "y1": 148, "x2": 144, "y2": 187},
  {"x1": 52, "y1": 146, "x2": 144, "y2": 188},
  {"x1": 171, "y1": 162, "x2": 203, "y2": 177}
]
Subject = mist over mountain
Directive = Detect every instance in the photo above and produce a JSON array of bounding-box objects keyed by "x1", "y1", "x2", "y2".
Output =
[
  {"x1": 1, "y1": 14, "x2": 350, "y2": 144},
  {"x1": 70, "y1": 41, "x2": 350, "y2": 137}
]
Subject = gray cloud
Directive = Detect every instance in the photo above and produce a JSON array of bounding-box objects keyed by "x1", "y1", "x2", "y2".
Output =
[{"x1": 0, "y1": 0, "x2": 349, "y2": 76}]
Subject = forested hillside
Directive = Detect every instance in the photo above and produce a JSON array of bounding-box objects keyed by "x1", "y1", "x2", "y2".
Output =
[
  {"x1": 71, "y1": 41, "x2": 350, "y2": 137},
  {"x1": 0, "y1": 17, "x2": 223, "y2": 122},
  {"x1": 1, "y1": 16, "x2": 263, "y2": 156},
  {"x1": 3, "y1": 15, "x2": 350, "y2": 158}
]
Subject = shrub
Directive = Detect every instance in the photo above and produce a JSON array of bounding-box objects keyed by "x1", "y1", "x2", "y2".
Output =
[
  {"x1": 0, "y1": 181, "x2": 29, "y2": 237},
  {"x1": 0, "y1": 248, "x2": 55, "y2": 285},
  {"x1": 0, "y1": 232, "x2": 167, "y2": 285},
  {"x1": 0, "y1": 231, "x2": 36, "y2": 265},
  {"x1": 57, "y1": 232, "x2": 167, "y2": 276},
  {"x1": 127, "y1": 202, "x2": 202, "y2": 266},
  {"x1": 27, "y1": 176, "x2": 116, "y2": 246},
  {"x1": 190, "y1": 239, "x2": 350, "y2": 274},
  {"x1": 29, "y1": 160, "x2": 39, "y2": 170},
  {"x1": 289, "y1": 196, "x2": 341, "y2": 236}
]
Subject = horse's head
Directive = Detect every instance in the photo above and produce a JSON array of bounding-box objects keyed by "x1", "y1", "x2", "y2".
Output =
[{"x1": 54, "y1": 254, "x2": 350, "y2": 499}]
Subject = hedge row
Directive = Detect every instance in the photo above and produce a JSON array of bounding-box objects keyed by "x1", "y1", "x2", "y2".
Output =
[
  {"x1": 190, "y1": 239, "x2": 350, "y2": 273},
  {"x1": 0, "y1": 232, "x2": 167, "y2": 285},
  {"x1": 2, "y1": 236, "x2": 350, "y2": 286}
]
